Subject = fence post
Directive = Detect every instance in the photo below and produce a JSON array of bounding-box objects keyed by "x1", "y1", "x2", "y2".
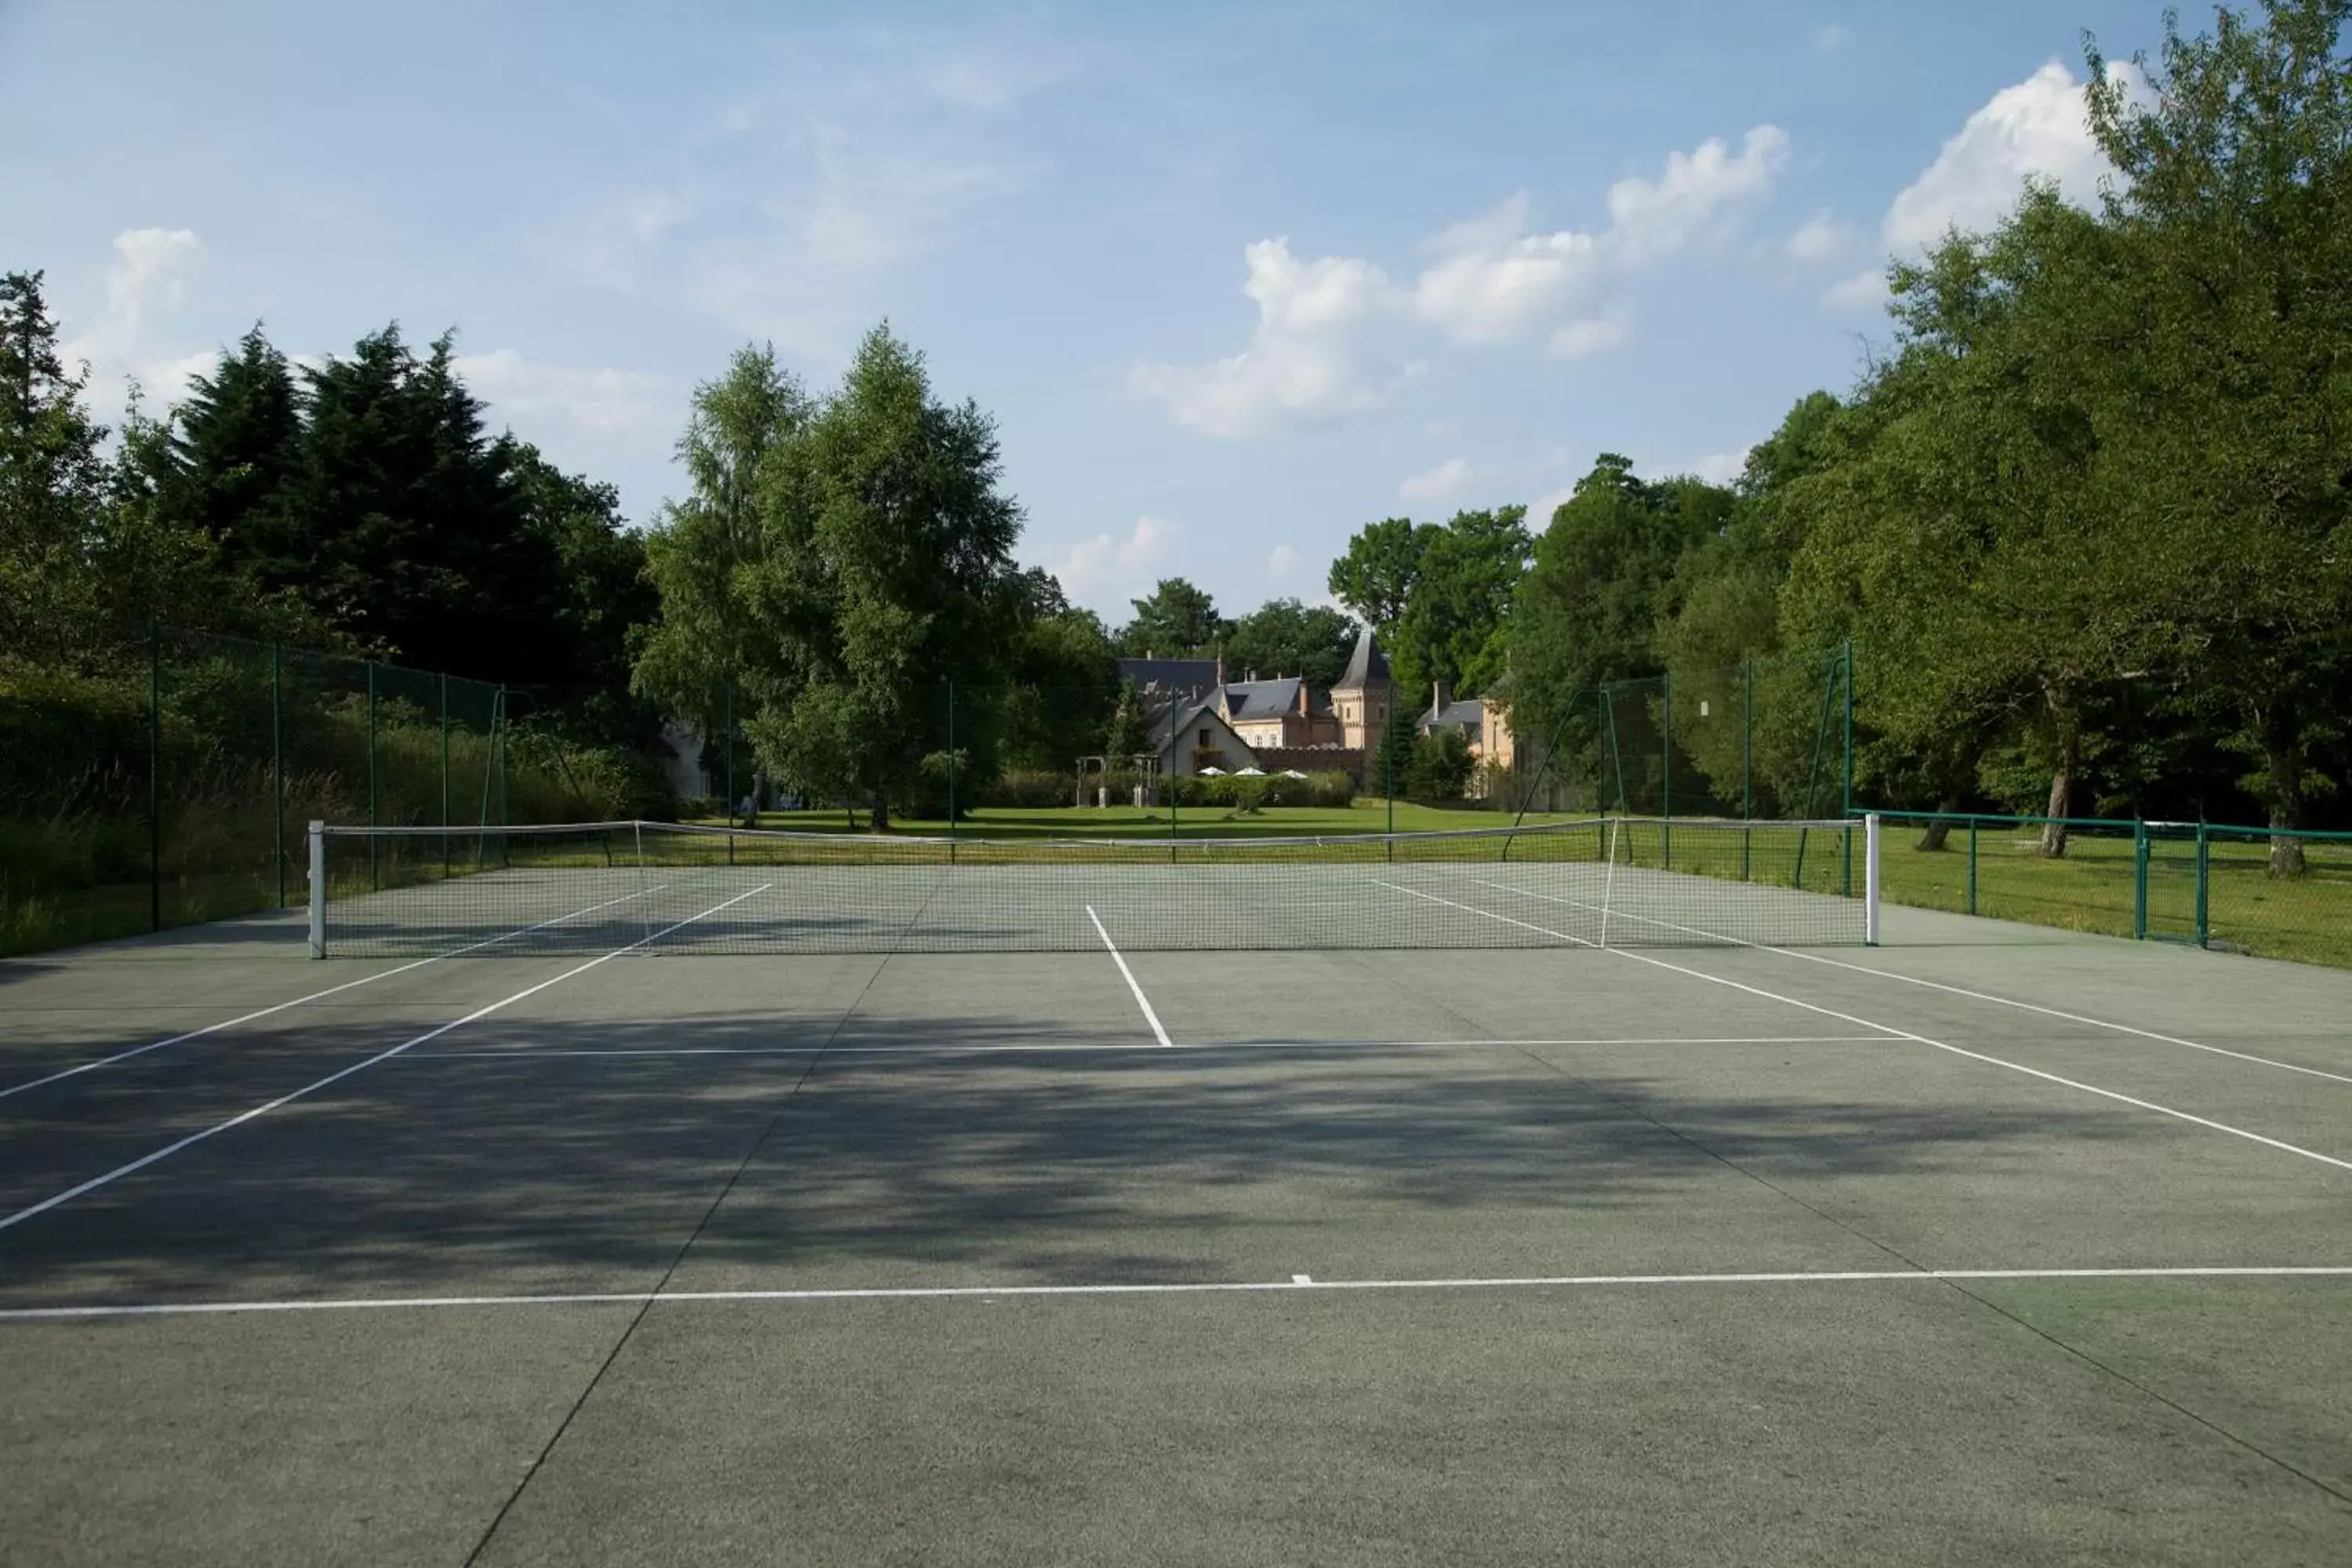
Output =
[
  {"x1": 148, "y1": 622, "x2": 162, "y2": 932},
  {"x1": 1384, "y1": 716, "x2": 1395, "y2": 861},
  {"x1": 1661, "y1": 669, "x2": 1673, "y2": 870},
  {"x1": 1840, "y1": 638, "x2": 1855, "y2": 816},
  {"x1": 1967, "y1": 816, "x2": 1980, "y2": 916},
  {"x1": 1740, "y1": 660, "x2": 1753, "y2": 881},
  {"x1": 365, "y1": 660, "x2": 379, "y2": 891},
  {"x1": 271, "y1": 642, "x2": 285, "y2": 908},
  {"x1": 946, "y1": 680, "x2": 956, "y2": 862},
  {"x1": 2132, "y1": 818, "x2": 2150, "y2": 941},
  {"x1": 438, "y1": 673, "x2": 450, "y2": 879},
  {"x1": 2194, "y1": 822, "x2": 2210, "y2": 948}
]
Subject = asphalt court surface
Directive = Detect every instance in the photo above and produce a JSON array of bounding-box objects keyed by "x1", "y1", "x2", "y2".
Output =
[{"x1": 2, "y1": 898, "x2": 2350, "y2": 1564}]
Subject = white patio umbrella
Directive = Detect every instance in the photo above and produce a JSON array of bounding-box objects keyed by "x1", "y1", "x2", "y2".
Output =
[
  {"x1": 1282, "y1": 769, "x2": 1308, "y2": 778},
  {"x1": 1236, "y1": 766, "x2": 1265, "y2": 775},
  {"x1": 1197, "y1": 766, "x2": 1226, "y2": 775}
]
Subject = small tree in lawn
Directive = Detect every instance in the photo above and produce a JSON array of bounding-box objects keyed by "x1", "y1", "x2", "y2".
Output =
[
  {"x1": 1409, "y1": 728, "x2": 1474, "y2": 801},
  {"x1": 1372, "y1": 707, "x2": 1421, "y2": 800}
]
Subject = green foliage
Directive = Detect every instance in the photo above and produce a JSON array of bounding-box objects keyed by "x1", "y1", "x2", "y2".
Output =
[
  {"x1": 634, "y1": 325, "x2": 1028, "y2": 829},
  {"x1": 1327, "y1": 517, "x2": 1430, "y2": 636},
  {"x1": 1370, "y1": 704, "x2": 1420, "y2": 797},
  {"x1": 1330, "y1": 509, "x2": 1530, "y2": 695},
  {"x1": 1225, "y1": 597, "x2": 1357, "y2": 686},
  {"x1": 1118, "y1": 577, "x2": 1232, "y2": 657},
  {"x1": 1407, "y1": 726, "x2": 1475, "y2": 800},
  {"x1": 1102, "y1": 680, "x2": 1151, "y2": 760}
]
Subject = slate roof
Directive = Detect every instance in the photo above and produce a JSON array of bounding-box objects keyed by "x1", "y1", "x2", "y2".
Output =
[
  {"x1": 1220, "y1": 677, "x2": 1331, "y2": 722},
  {"x1": 1118, "y1": 657, "x2": 1220, "y2": 698},
  {"x1": 1334, "y1": 627, "x2": 1391, "y2": 690},
  {"x1": 1421, "y1": 696, "x2": 1486, "y2": 733}
]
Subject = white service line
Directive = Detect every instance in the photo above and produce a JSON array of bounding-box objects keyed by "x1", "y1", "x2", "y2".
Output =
[
  {"x1": 1471, "y1": 877, "x2": 2352, "y2": 1090},
  {"x1": 1086, "y1": 904, "x2": 1173, "y2": 1047},
  {"x1": 0, "y1": 884, "x2": 771, "y2": 1235},
  {"x1": 5, "y1": 1263, "x2": 2350, "y2": 1320},
  {"x1": 1375, "y1": 879, "x2": 2352, "y2": 1177},
  {"x1": 0, "y1": 882, "x2": 677, "y2": 1103}
]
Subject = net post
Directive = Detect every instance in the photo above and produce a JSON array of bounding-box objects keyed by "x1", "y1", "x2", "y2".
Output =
[
  {"x1": 1864, "y1": 812, "x2": 1882, "y2": 947},
  {"x1": 635, "y1": 820, "x2": 652, "y2": 948},
  {"x1": 307, "y1": 821, "x2": 326, "y2": 958}
]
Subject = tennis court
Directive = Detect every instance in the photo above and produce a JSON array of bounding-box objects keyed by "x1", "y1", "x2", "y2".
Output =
[{"x1": 3, "y1": 819, "x2": 2350, "y2": 1565}]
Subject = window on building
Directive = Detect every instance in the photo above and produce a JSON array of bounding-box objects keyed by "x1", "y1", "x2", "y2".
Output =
[{"x1": 1199, "y1": 727, "x2": 1211, "y2": 746}]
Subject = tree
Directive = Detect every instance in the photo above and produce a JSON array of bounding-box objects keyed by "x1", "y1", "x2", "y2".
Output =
[
  {"x1": 1508, "y1": 455, "x2": 1728, "y2": 794},
  {"x1": 996, "y1": 571, "x2": 1119, "y2": 774},
  {"x1": 1393, "y1": 506, "x2": 1530, "y2": 695},
  {"x1": 1118, "y1": 577, "x2": 1230, "y2": 657},
  {"x1": 509, "y1": 443, "x2": 655, "y2": 739},
  {"x1": 1225, "y1": 597, "x2": 1357, "y2": 686},
  {"x1": 1327, "y1": 517, "x2": 1434, "y2": 638},
  {"x1": 0, "y1": 270, "x2": 111, "y2": 666},
  {"x1": 1408, "y1": 727, "x2": 1474, "y2": 800},
  {"x1": 1102, "y1": 680, "x2": 1150, "y2": 762},
  {"x1": 162, "y1": 325, "x2": 302, "y2": 574},
  {"x1": 638, "y1": 325, "x2": 1027, "y2": 830},
  {"x1": 2082, "y1": 0, "x2": 2352, "y2": 869},
  {"x1": 1370, "y1": 703, "x2": 1420, "y2": 800}
]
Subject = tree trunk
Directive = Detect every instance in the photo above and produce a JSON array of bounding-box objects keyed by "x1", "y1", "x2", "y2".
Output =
[
  {"x1": 869, "y1": 788, "x2": 889, "y2": 833},
  {"x1": 2265, "y1": 735, "x2": 2308, "y2": 879},
  {"x1": 1916, "y1": 794, "x2": 1962, "y2": 851},
  {"x1": 2039, "y1": 686, "x2": 2076, "y2": 859}
]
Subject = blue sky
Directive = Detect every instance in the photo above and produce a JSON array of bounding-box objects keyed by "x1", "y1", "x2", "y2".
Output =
[{"x1": 2, "y1": 0, "x2": 2156, "y2": 623}]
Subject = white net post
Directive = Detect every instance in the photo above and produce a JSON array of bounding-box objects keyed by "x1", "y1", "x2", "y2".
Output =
[
  {"x1": 1600, "y1": 817, "x2": 1619, "y2": 950},
  {"x1": 307, "y1": 820, "x2": 326, "y2": 958},
  {"x1": 635, "y1": 820, "x2": 653, "y2": 947},
  {"x1": 1864, "y1": 812, "x2": 1882, "y2": 947}
]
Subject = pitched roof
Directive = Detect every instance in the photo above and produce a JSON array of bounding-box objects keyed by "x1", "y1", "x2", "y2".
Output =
[
  {"x1": 1118, "y1": 657, "x2": 1219, "y2": 697},
  {"x1": 1420, "y1": 696, "x2": 1486, "y2": 732},
  {"x1": 1146, "y1": 696, "x2": 1260, "y2": 762},
  {"x1": 1221, "y1": 677, "x2": 1309, "y2": 722},
  {"x1": 1334, "y1": 627, "x2": 1390, "y2": 691}
]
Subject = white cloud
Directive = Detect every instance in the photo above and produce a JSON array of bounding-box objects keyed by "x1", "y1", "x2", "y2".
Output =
[
  {"x1": 453, "y1": 350, "x2": 668, "y2": 435},
  {"x1": 1548, "y1": 312, "x2": 1630, "y2": 360},
  {"x1": 1399, "y1": 457, "x2": 1472, "y2": 503},
  {"x1": 1823, "y1": 266, "x2": 1889, "y2": 314},
  {"x1": 1784, "y1": 212, "x2": 1853, "y2": 263},
  {"x1": 1603, "y1": 126, "x2": 1790, "y2": 264},
  {"x1": 59, "y1": 228, "x2": 206, "y2": 415},
  {"x1": 1050, "y1": 515, "x2": 1177, "y2": 611},
  {"x1": 1882, "y1": 62, "x2": 2120, "y2": 249},
  {"x1": 1134, "y1": 127, "x2": 1788, "y2": 436},
  {"x1": 1691, "y1": 448, "x2": 1750, "y2": 485},
  {"x1": 1266, "y1": 543, "x2": 1303, "y2": 579},
  {"x1": 1528, "y1": 485, "x2": 1577, "y2": 526}
]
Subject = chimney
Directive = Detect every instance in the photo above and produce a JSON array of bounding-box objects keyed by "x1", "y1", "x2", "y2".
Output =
[
  {"x1": 1247, "y1": 669, "x2": 1258, "y2": 682},
  {"x1": 1432, "y1": 680, "x2": 1450, "y2": 718},
  {"x1": 1298, "y1": 681, "x2": 1311, "y2": 717}
]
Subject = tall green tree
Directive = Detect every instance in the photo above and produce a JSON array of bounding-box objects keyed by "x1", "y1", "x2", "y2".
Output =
[
  {"x1": 1117, "y1": 577, "x2": 1231, "y2": 657},
  {"x1": 2082, "y1": 0, "x2": 2352, "y2": 864},
  {"x1": 637, "y1": 326, "x2": 1027, "y2": 829},
  {"x1": 162, "y1": 325, "x2": 303, "y2": 572},
  {"x1": 1393, "y1": 506, "x2": 1530, "y2": 696},
  {"x1": 1225, "y1": 597, "x2": 1357, "y2": 686},
  {"x1": 0, "y1": 270, "x2": 111, "y2": 666},
  {"x1": 1327, "y1": 516, "x2": 1432, "y2": 638}
]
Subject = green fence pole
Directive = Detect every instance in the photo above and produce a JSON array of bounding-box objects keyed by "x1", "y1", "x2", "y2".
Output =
[
  {"x1": 439, "y1": 673, "x2": 450, "y2": 878},
  {"x1": 1841, "y1": 638, "x2": 1855, "y2": 816},
  {"x1": 1740, "y1": 660, "x2": 1753, "y2": 880},
  {"x1": 1661, "y1": 670, "x2": 1673, "y2": 870},
  {"x1": 1968, "y1": 816, "x2": 1980, "y2": 916},
  {"x1": 148, "y1": 622, "x2": 162, "y2": 932},
  {"x1": 1385, "y1": 716, "x2": 1395, "y2": 860},
  {"x1": 946, "y1": 681, "x2": 957, "y2": 863},
  {"x1": 271, "y1": 643, "x2": 285, "y2": 908},
  {"x1": 2194, "y1": 822, "x2": 2210, "y2": 948},
  {"x1": 724, "y1": 681, "x2": 736, "y2": 866},
  {"x1": 365, "y1": 659, "x2": 378, "y2": 891},
  {"x1": 2133, "y1": 819, "x2": 2150, "y2": 941}
]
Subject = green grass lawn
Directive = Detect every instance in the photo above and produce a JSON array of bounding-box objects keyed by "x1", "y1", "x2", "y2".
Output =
[{"x1": 709, "y1": 799, "x2": 1574, "y2": 840}]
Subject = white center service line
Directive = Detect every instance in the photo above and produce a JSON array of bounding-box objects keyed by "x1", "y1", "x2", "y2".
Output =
[
  {"x1": 1087, "y1": 904, "x2": 1173, "y2": 1048},
  {"x1": 0, "y1": 884, "x2": 771, "y2": 1235},
  {"x1": 0, "y1": 882, "x2": 677, "y2": 1103},
  {"x1": 4, "y1": 1264, "x2": 2348, "y2": 1321},
  {"x1": 1372, "y1": 879, "x2": 2352, "y2": 1177}
]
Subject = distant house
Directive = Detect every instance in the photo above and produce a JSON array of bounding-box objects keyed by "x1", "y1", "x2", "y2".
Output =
[
  {"x1": 1415, "y1": 679, "x2": 1521, "y2": 797},
  {"x1": 1116, "y1": 626, "x2": 1398, "y2": 781}
]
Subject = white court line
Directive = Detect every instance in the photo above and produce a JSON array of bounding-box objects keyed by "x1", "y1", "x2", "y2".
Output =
[
  {"x1": 1376, "y1": 880, "x2": 2352, "y2": 1177},
  {"x1": 0, "y1": 884, "x2": 771, "y2": 1235},
  {"x1": 1474, "y1": 877, "x2": 2352, "y2": 1091},
  {"x1": 1087, "y1": 905, "x2": 1173, "y2": 1047},
  {"x1": 5, "y1": 1264, "x2": 2349, "y2": 1321},
  {"x1": 0, "y1": 882, "x2": 676, "y2": 1103},
  {"x1": 400, "y1": 1034, "x2": 1902, "y2": 1061}
]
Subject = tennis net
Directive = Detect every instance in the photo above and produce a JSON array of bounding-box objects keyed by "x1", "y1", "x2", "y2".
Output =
[{"x1": 305, "y1": 815, "x2": 1881, "y2": 957}]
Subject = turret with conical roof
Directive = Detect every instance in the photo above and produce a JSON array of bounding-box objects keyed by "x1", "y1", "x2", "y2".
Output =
[{"x1": 1330, "y1": 626, "x2": 1392, "y2": 750}]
